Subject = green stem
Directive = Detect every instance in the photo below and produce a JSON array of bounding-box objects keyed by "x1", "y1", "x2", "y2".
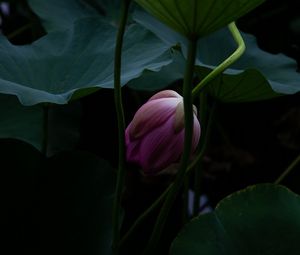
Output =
[
  {"x1": 143, "y1": 38, "x2": 198, "y2": 255},
  {"x1": 112, "y1": 0, "x2": 131, "y2": 252},
  {"x1": 119, "y1": 102, "x2": 216, "y2": 247},
  {"x1": 191, "y1": 22, "x2": 245, "y2": 98},
  {"x1": 274, "y1": 153, "x2": 300, "y2": 185},
  {"x1": 118, "y1": 184, "x2": 171, "y2": 247},
  {"x1": 6, "y1": 23, "x2": 33, "y2": 40}
]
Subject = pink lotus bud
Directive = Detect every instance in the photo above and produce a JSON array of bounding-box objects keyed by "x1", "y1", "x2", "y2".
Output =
[{"x1": 125, "y1": 90, "x2": 201, "y2": 175}]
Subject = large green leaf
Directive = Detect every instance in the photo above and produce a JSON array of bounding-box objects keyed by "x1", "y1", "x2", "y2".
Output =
[
  {"x1": 171, "y1": 184, "x2": 300, "y2": 255},
  {"x1": 128, "y1": 50, "x2": 279, "y2": 102},
  {"x1": 197, "y1": 27, "x2": 300, "y2": 98},
  {"x1": 127, "y1": 50, "x2": 185, "y2": 91},
  {"x1": 0, "y1": 17, "x2": 171, "y2": 105},
  {"x1": 133, "y1": 10, "x2": 299, "y2": 100},
  {"x1": 0, "y1": 94, "x2": 81, "y2": 153},
  {"x1": 133, "y1": 7, "x2": 187, "y2": 47},
  {"x1": 0, "y1": 139, "x2": 115, "y2": 255},
  {"x1": 134, "y1": 0, "x2": 265, "y2": 38},
  {"x1": 28, "y1": 0, "x2": 99, "y2": 32},
  {"x1": 28, "y1": 0, "x2": 123, "y2": 32},
  {"x1": 195, "y1": 67, "x2": 280, "y2": 102}
]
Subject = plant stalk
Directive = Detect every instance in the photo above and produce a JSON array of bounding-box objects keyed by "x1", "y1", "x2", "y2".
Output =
[
  {"x1": 112, "y1": 0, "x2": 131, "y2": 252},
  {"x1": 275, "y1": 153, "x2": 300, "y2": 184},
  {"x1": 143, "y1": 37, "x2": 198, "y2": 254}
]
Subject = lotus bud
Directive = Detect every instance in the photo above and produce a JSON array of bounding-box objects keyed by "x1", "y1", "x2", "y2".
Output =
[{"x1": 125, "y1": 90, "x2": 201, "y2": 175}]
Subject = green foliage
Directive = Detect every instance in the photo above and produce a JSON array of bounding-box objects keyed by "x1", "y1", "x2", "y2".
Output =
[
  {"x1": 134, "y1": 0, "x2": 265, "y2": 38},
  {"x1": 13, "y1": 1, "x2": 299, "y2": 102},
  {"x1": 28, "y1": 0, "x2": 99, "y2": 32},
  {"x1": 128, "y1": 50, "x2": 185, "y2": 91},
  {"x1": 196, "y1": 68, "x2": 280, "y2": 102},
  {"x1": 0, "y1": 95, "x2": 82, "y2": 155},
  {"x1": 0, "y1": 94, "x2": 43, "y2": 149},
  {"x1": 0, "y1": 18, "x2": 171, "y2": 105},
  {"x1": 28, "y1": 0, "x2": 121, "y2": 31},
  {"x1": 171, "y1": 184, "x2": 300, "y2": 255},
  {"x1": 133, "y1": 10, "x2": 300, "y2": 101},
  {"x1": 1, "y1": 1, "x2": 300, "y2": 254},
  {"x1": 197, "y1": 28, "x2": 300, "y2": 98}
]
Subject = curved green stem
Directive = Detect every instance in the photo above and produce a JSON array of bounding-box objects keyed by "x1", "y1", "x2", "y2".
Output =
[
  {"x1": 275, "y1": 153, "x2": 300, "y2": 185},
  {"x1": 112, "y1": 0, "x2": 131, "y2": 252},
  {"x1": 192, "y1": 22, "x2": 245, "y2": 98},
  {"x1": 143, "y1": 38, "x2": 198, "y2": 255}
]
